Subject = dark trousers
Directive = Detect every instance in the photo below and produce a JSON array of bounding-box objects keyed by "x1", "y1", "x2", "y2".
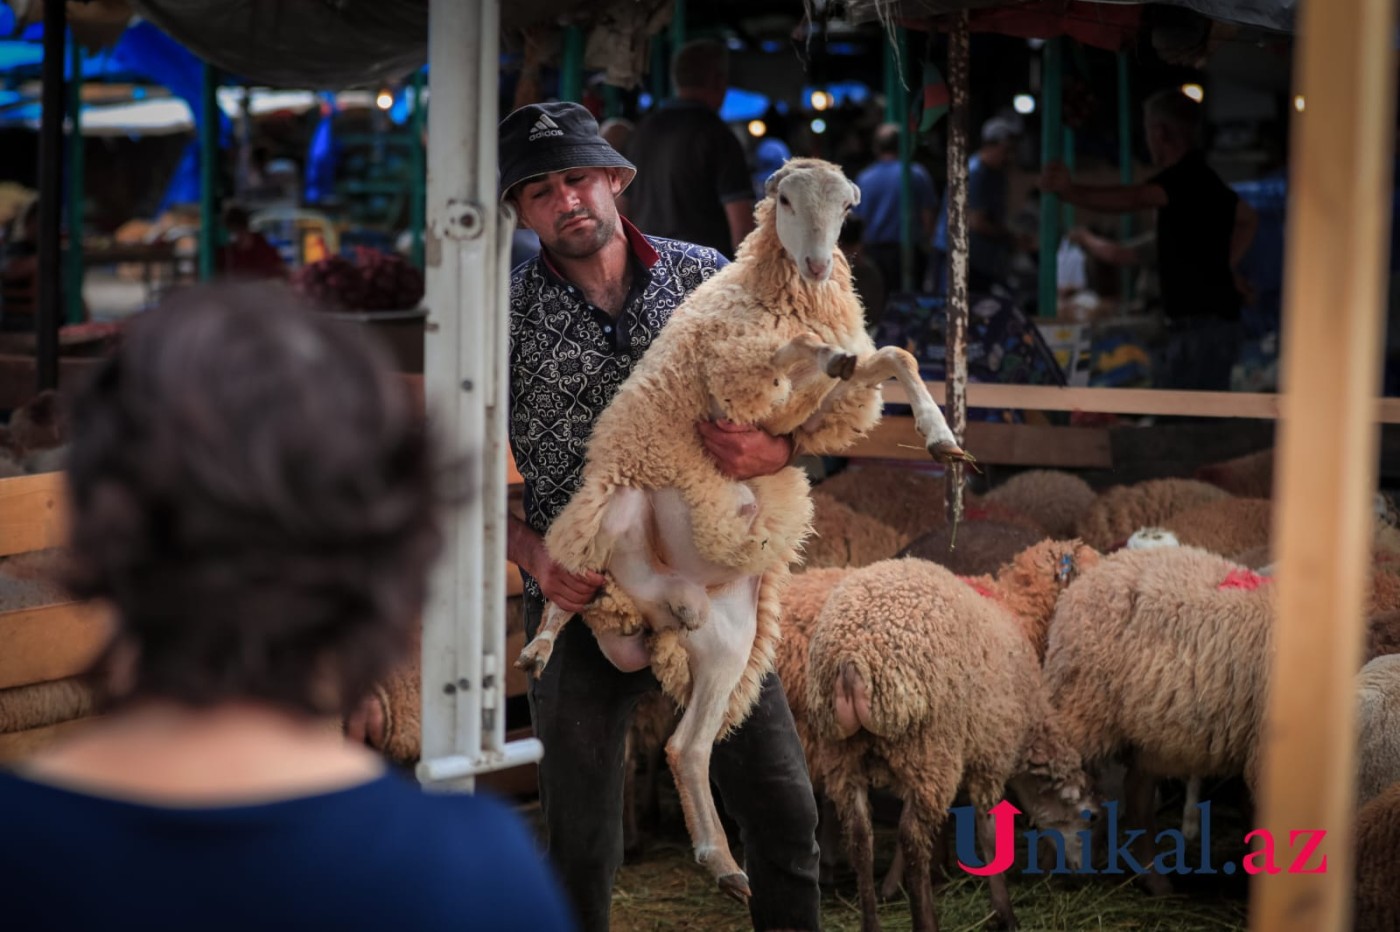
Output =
[
  {"x1": 1157, "y1": 317, "x2": 1243, "y2": 392},
  {"x1": 865, "y1": 242, "x2": 928, "y2": 295},
  {"x1": 524, "y1": 593, "x2": 822, "y2": 932}
]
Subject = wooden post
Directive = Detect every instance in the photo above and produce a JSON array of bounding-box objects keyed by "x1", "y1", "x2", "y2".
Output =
[
  {"x1": 197, "y1": 61, "x2": 219, "y2": 282},
  {"x1": 945, "y1": 12, "x2": 969, "y2": 524},
  {"x1": 64, "y1": 38, "x2": 84, "y2": 325},
  {"x1": 35, "y1": 0, "x2": 65, "y2": 392},
  {"x1": 1116, "y1": 50, "x2": 1135, "y2": 304},
  {"x1": 1250, "y1": 0, "x2": 1397, "y2": 929}
]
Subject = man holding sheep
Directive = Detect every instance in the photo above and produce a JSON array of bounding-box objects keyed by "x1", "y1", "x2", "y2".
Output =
[{"x1": 499, "y1": 101, "x2": 822, "y2": 932}]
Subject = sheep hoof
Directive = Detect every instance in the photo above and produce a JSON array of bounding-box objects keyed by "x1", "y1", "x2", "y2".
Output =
[
  {"x1": 669, "y1": 599, "x2": 705, "y2": 631},
  {"x1": 717, "y1": 871, "x2": 751, "y2": 905},
  {"x1": 514, "y1": 639, "x2": 554, "y2": 679},
  {"x1": 824, "y1": 351, "x2": 858, "y2": 380},
  {"x1": 928, "y1": 440, "x2": 979, "y2": 470}
]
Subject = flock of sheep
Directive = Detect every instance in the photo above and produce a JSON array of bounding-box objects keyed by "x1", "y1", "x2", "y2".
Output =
[{"x1": 615, "y1": 458, "x2": 1400, "y2": 931}]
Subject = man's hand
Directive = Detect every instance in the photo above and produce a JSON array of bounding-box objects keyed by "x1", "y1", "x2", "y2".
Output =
[
  {"x1": 534, "y1": 557, "x2": 606, "y2": 615},
  {"x1": 1039, "y1": 161, "x2": 1072, "y2": 195},
  {"x1": 698, "y1": 419, "x2": 793, "y2": 480}
]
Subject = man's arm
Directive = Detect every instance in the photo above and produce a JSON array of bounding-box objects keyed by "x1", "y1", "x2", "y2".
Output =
[
  {"x1": 725, "y1": 199, "x2": 757, "y2": 255},
  {"x1": 697, "y1": 419, "x2": 795, "y2": 480},
  {"x1": 1231, "y1": 198, "x2": 1259, "y2": 266},
  {"x1": 1040, "y1": 160, "x2": 1168, "y2": 214},
  {"x1": 1068, "y1": 227, "x2": 1142, "y2": 267},
  {"x1": 508, "y1": 512, "x2": 604, "y2": 613}
]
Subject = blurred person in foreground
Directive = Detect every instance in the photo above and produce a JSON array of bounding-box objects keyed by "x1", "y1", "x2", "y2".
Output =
[{"x1": 0, "y1": 282, "x2": 575, "y2": 932}]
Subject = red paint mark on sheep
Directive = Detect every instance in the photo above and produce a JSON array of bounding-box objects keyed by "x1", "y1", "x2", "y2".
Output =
[
  {"x1": 959, "y1": 577, "x2": 1001, "y2": 601},
  {"x1": 1218, "y1": 569, "x2": 1271, "y2": 591}
]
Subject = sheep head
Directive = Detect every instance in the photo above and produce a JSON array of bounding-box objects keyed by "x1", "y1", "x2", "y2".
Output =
[
  {"x1": 993, "y1": 539, "x2": 1101, "y2": 658},
  {"x1": 1125, "y1": 526, "x2": 1181, "y2": 550},
  {"x1": 763, "y1": 158, "x2": 859, "y2": 285},
  {"x1": 1007, "y1": 720, "x2": 1098, "y2": 870}
]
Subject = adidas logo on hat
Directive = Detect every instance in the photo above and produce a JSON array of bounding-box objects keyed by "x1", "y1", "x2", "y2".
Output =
[{"x1": 529, "y1": 112, "x2": 564, "y2": 141}]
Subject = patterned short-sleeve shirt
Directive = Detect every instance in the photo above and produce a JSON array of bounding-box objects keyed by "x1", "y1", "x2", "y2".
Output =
[{"x1": 509, "y1": 219, "x2": 726, "y2": 597}]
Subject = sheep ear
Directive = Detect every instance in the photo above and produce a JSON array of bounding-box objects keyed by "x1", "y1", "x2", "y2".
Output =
[
  {"x1": 848, "y1": 179, "x2": 861, "y2": 207},
  {"x1": 764, "y1": 160, "x2": 795, "y2": 199}
]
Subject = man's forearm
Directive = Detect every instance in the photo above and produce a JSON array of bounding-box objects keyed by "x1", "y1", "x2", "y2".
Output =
[
  {"x1": 1058, "y1": 184, "x2": 1144, "y2": 214},
  {"x1": 507, "y1": 512, "x2": 543, "y2": 577}
]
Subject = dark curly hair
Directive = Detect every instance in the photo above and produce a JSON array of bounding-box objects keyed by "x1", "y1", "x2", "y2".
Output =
[{"x1": 66, "y1": 281, "x2": 446, "y2": 717}]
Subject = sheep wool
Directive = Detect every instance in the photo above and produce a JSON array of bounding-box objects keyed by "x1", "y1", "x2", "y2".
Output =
[
  {"x1": 897, "y1": 520, "x2": 1047, "y2": 579},
  {"x1": 983, "y1": 469, "x2": 1097, "y2": 539},
  {"x1": 1075, "y1": 478, "x2": 1233, "y2": 551},
  {"x1": 1194, "y1": 447, "x2": 1273, "y2": 498},
  {"x1": 1354, "y1": 780, "x2": 1400, "y2": 932},
  {"x1": 799, "y1": 492, "x2": 909, "y2": 570},
  {"x1": 1161, "y1": 497, "x2": 1272, "y2": 560},
  {"x1": 1045, "y1": 545, "x2": 1275, "y2": 788},
  {"x1": 813, "y1": 465, "x2": 949, "y2": 541},
  {"x1": 1357, "y1": 654, "x2": 1400, "y2": 808}
]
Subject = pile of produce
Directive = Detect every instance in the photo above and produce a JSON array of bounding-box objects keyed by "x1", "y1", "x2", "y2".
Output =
[{"x1": 292, "y1": 248, "x2": 425, "y2": 311}]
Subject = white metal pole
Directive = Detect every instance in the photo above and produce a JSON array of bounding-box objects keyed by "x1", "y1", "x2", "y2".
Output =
[{"x1": 418, "y1": 0, "x2": 542, "y2": 792}]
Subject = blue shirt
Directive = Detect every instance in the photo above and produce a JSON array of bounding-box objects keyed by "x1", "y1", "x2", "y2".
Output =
[
  {"x1": 935, "y1": 154, "x2": 1010, "y2": 279},
  {"x1": 0, "y1": 769, "x2": 576, "y2": 932},
  {"x1": 853, "y1": 158, "x2": 938, "y2": 245},
  {"x1": 507, "y1": 220, "x2": 727, "y2": 599}
]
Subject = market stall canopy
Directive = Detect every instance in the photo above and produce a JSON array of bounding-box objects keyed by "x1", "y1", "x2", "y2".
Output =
[
  {"x1": 127, "y1": 0, "x2": 671, "y2": 89},
  {"x1": 841, "y1": 0, "x2": 1295, "y2": 40}
]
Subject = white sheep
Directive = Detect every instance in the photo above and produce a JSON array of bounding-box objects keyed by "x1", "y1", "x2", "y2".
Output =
[
  {"x1": 805, "y1": 542, "x2": 1097, "y2": 931},
  {"x1": 1044, "y1": 545, "x2": 1275, "y2": 894},
  {"x1": 514, "y1": 157, "x2": 971, "y2": 900}
]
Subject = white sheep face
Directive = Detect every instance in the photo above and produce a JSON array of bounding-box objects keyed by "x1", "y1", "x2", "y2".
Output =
[
  {"x1": 1125, "y1": 527, "x2": 1180, "y2": 550},
  {"x1": 764, "y1": 161, "x2": 860, "y2": 285}
]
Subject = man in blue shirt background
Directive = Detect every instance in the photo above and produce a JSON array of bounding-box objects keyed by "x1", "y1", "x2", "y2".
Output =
[
  {"x1": 854, "y1": 122, "x2": 938, "y2": 294},
  {"x1": 934, "y1": 115, "x2": 1027, "y2": 294}
]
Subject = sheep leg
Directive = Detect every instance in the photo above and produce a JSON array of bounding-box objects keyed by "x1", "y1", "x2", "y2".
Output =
[
  {"x1": 974, "y1": 809, "x2": 1017, "y2": 930},
  {"x1": 901, "y1": 794, "x2": 943, "y2": 932},
  {"x1": 818, "y1": 346, "x2": 971, "y2": 464},
  {"x1": 817, "y1": 794, "x2": 843, "y2": 886},
  {"x1": 771, "y1": 331, "x2": 859, "y2": 381},
  {"x1": 1125, "y1": 761, "x2": 1173, "y2": 896},
  {"x1": 514, "y1": 600, "x2": 573, "y2": 678},
  {"x1": 836, "y1": 775, "x2": 882, "y2": 932},
  {"x1": 664, "y1": 574, "x2": 760, "y2": 902},
  {"x1": 878, "y1": 844, "x2": 905, "y2": 900},
  {"x1": 1181, "y1": 776, "x2": 1202, "y2": 841}
]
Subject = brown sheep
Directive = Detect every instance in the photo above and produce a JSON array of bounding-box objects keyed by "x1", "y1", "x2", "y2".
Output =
[
  {"x1": 814, "y1": 464, "x2": 949, "y2": 541},
  {"x1": 1161, "y1": 497, "x2": 1272, "y2": 559},
  {"x1": 799, "y1": 492, "x2": 909, "y2": 570},
  {"x1": 983, "y1": 469, "x2": 1097, "y2": 539},
  {"x1": 1194, "y1": 447, "x2": 1273, "y2": 498},
  {"x1": 898, "y1": 520, "x2": 1047, "y2": 579},
  {"x1": 1075, "y1": 478, "x2": 1233, "y2": 552},
  {"x1": 1354, "y1": 781, "x2": 1400, "y2": 932}
]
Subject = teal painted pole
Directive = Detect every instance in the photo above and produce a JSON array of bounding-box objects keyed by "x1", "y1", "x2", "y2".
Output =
[
  {"x1": 198, "y1": 61, "x2": 219, "y2": 281},
  {"x1": 1061, "y1": 127, "x2": 1075, "y2": 230},
  {"x1": 884, "y1": 29, "x2": 914, "y2": 291},
  {"x1": 65, "y1": 38, "x2": 84, "y2": 323},
  {"x1": 670, "y1": 0, "x2": 685, "y2": 51},
  {"x1": 650, "y1": 33, "x2": 668, "y2": 103},
  {"x1": 560, "y1": 26, "x2": 585, "y2": 102},
  {"x1": 1117, "y1": 50, "x2": 1135, "y2": 304},
  {"x1": 1037, "y1": 38, "x2": 1064, "y2": 317},
  {"x1": 410, "y1": 69, "x2": 426, "y2": 270}
]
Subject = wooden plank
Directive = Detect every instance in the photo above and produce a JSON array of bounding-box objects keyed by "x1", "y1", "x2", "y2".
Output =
[
  {"x1": 0, "y1": 472, "x2": 68, "y2": 558},
  {"x1": 0, "y1": 602, "x2": 113, "y2": 690},
  {"x1": 882, "y1": 381, "x2": 1400, "y2": 423},
  {"x1": 847, "y1": 416, "x2": 1112, "y2": 469},
  {"x1": 0, "y1": 354, "x2": 104, "y2": 411},
  {"x1": 0, "y1": 716, "x2": 97, "y2": 764},
  {"x1": 1250, "y1": 0, "x2": 1397, "y2": 929},
  {"x1": 400, "y1": 373, "x2": 524, "y2": 486}
]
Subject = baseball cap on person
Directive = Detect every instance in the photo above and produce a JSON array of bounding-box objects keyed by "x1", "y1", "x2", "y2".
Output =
[
  {"x1": 498, "y1": 102, "x2": 637, "y2": 201},
  {"x1": 981, "y1": 115, "x2": 1023, "y2": 144}
]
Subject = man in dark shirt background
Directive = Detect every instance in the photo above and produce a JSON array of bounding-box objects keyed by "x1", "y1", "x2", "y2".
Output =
[
  {"x1": 1041, "y1": 88, "x2": 1258, "y2": 390},
  {"x1": 625, "y1": 39, "x2": 756, "y2": 258}
]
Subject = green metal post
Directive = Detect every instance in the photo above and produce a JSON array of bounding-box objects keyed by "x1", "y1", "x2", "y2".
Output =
[
  {"x1": 650, "y1": 34, "x2": 668, "y2": 103},
  {"x1": 198, "y1": 61, "x2": 219, "y2": 281},
  {"x1": 560, "y1": 27, "x2": 585, "y2": 103},
  {"x1": 884, "y1": 29, "x2": 914, "y2": 291},
  {"x1": 1037, "y1": 38, "x2": 1064, "y2": 317},
  {"x1": 410, "y1": 70, "x2": 427, "y2": 270},
  {"x1": 1061, "y1": 127, "x2": 1075, "y2": 230},
  {"x1": 602, "y1": 84, "x2": 622, "y2": 119},
  {"x1": 1117, "y1": 49, "x2": 1135, "y2": 304},
  {"x1": 670, "y1": 0, "x2": 685, "y2": 52},
  {"x1": 65, "y1": 38, "x2": 84, "y2": 323}
]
